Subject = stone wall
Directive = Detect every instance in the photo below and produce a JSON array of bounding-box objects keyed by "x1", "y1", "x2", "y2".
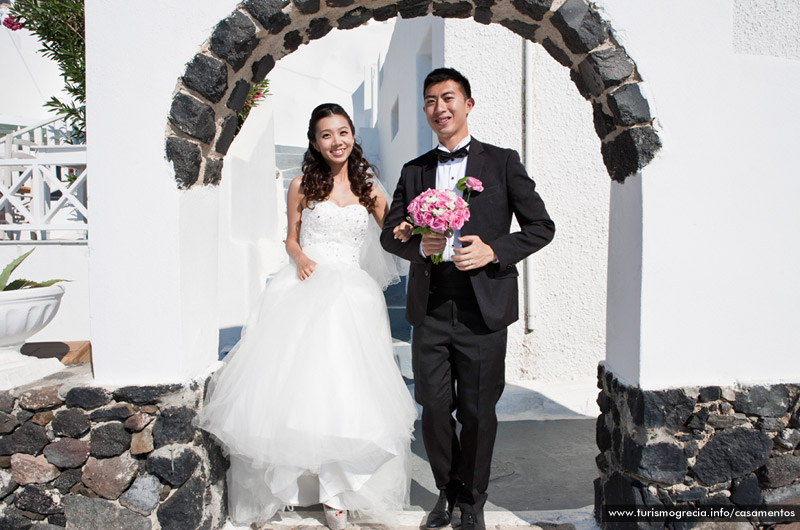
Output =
[
  {"x1": 166, "y1": 0, "x2": 663, "y2": 188},
  {"x1": 0, "y1": 365, "x2": 227, "y2": 530},
  {"x1": 595, "y1": 365, "x2": 800, "y2": 529}
]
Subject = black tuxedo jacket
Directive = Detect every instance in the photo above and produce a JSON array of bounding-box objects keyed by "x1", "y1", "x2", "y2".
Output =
[{"x1": 380, "y1": 138, "x2": 555, "y2": 331}]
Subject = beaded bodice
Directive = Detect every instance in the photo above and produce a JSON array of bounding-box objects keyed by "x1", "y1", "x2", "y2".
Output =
[{"x1": 300, "y1": 201, "x2": 369, "y2": 265}]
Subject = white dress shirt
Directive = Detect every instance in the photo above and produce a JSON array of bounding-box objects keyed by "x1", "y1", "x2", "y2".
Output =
[{"x1": 420, "y1": 136, "x2": 471, "y2": 261}]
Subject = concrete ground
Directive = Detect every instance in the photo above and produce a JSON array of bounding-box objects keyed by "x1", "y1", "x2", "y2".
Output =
[{"x1": 226, "y1": 379, "x2": 602, "y2": 530}]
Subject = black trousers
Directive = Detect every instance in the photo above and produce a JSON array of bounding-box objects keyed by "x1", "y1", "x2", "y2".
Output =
[{"x1": 412, "y1": 263, "x2": 507, "y2": 513}]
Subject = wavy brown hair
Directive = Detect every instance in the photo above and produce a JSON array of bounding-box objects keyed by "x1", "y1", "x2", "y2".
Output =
[{"x1": 301, "y1": 103, "x2": 377, "y2": 212}]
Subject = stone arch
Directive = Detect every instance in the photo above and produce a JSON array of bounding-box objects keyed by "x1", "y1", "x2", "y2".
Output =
[{"x1": 165, "y1": 0, "x2": 662, "y2": 189}]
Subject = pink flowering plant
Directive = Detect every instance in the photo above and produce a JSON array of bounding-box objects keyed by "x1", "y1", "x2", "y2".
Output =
[{"x1": 405, "y1": 186, "x2": 473, "y2": 264}]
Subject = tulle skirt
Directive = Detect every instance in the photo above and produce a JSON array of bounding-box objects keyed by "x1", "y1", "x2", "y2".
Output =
[{"x1": 197, "y1": 259, "x2": 417, "y2": 525}]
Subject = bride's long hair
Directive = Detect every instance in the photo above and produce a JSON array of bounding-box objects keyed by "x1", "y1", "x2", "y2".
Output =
[{"x1": 301, "y1": 103, "x2": 377, "y2": 212}]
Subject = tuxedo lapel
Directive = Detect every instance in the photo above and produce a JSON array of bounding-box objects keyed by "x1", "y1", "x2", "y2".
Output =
[
  {"x1": 421, "y1": 150, "x2": 437, "y2": 192},
  {"x1": 465, "y1": 138, "x2": 486, "y2": 184}
]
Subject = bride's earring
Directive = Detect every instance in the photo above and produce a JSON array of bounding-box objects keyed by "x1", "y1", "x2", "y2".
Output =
[{"x1": 324, "y1": 504, "x2": 348, "y2": 530}]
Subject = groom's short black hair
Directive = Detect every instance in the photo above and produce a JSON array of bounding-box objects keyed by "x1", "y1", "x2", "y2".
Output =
[{"x1": 423, "y1": 68, "x2": 472, "y2": 99}]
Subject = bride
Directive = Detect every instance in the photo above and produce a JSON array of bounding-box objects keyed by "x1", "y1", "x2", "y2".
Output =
[{"x1": 197, "y1": 103, "x2": 418, "y2": 529}]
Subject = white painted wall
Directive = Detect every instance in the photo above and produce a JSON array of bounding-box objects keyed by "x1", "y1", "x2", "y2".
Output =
[
  {"x1": 217, "y1": 98, "x2": 286, "y2": 351},
  {"x1": 269, "y1": 20, "x2": 395, "y2": 149},
  {"x1": 0, "y1": 19, "x2": 65, "y2": 125},
  {"x1": 85, "y1": 0, "x2": 240, "y2": 384},
  {"x1": 599, "y1": 0, "x2": 800, "y2": 389}
]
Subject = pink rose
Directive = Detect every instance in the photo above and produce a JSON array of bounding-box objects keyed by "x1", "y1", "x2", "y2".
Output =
[
  {"x1": 429, "y1": 216, "x2": 448, "y2": 233},
  {"x1": 465, "y1": 177, "x2": 484, "y2": 192}
]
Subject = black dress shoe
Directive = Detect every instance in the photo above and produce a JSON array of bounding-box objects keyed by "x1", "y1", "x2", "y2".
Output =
[
  {"x1": 425, "y1": 490, "x2": 456, "y2": 529},
  {"x1": 460, "y1": 510, "x2": 485, "y2": 530}
]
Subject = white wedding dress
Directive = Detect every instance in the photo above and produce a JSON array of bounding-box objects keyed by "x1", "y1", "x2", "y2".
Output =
[{"x1": 197, "y1": 200, "x2": 417, "y2": 525}]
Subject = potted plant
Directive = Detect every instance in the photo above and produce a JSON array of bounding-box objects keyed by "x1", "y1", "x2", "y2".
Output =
[{"x1": 0, "y1": 249, "x2": 68, "y2": 390}]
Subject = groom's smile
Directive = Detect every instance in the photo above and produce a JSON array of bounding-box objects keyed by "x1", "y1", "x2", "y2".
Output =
[{"x1": 423, "y1": 79, "x2": 475, "y2": 151}]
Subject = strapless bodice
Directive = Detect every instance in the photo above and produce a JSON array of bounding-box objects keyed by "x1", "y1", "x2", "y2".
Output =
[{"x1": 299, "y1": 201, "x2": 369, "y2": 265}]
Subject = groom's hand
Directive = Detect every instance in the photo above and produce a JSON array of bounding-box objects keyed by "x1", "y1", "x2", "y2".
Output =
[
  {"x1": 453, "y1": 235, "x2": 496, "y2": 270},
  {"x1": 421, "y1": 233, "x2": 447, "y2": 257}
]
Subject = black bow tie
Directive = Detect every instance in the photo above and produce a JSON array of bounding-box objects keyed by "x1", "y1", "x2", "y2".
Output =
[{"x1": 437, "y1": 144, "x2": 470, "y2": 163}]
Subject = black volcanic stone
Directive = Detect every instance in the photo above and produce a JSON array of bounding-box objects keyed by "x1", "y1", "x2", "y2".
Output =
[
  {"x1": 473, "y1": 0, "x2": 496, "y2": 6},
  {"x1": 601, "y1": 472, "x2": 663, "y2": 517},
  {"x1": 569, "y1": 68, "x2": 592, "y2": 100},
  {"x1": 215, "y1": 115, "x2": 239, "y2": 157},
  {"x1": 473, "y1": 7, "x2": 492, "y2": 25},
  {"x1": 48, "y1": 514, "x2": 67, "y2": 526},
  {"x1": 51, "y1": 409, "x2": 90, "y2": 438},
  {"x1": 147, "y1": 445, "x2": 201, "y2": 488},
  {"x1": 337, "y1": 7, "x2": 372, "y2": 30},
  {"x1": 293, "y1": 0, "x2": 320, "y2": 15},
  {"x1": 203, "y1": 158, "x2": 224, "y2": 186},
  {"x1": 398, "y1": 0, "x2": 431, "y2": 19},
  {"x1": 758, "y1": 416, "x2": 786, "y2": 432},
  {"x1": 90, "y1": 404, "x2": 134, "y2": 422},
  {"x1": 284, "y1": 30, "x2": 303, "y2": 52},
  {"x1": 499, "y1": 19, "x2": 538, "y2": 40},
  {"x1": 601, "y1": 126, "x2": 662, "y2": 182},
  {"x1": 0, "y1": 392, "x2": 13, "y2": 413},
  {"x1": 541, "y1": 38, "x2": 572, "y2": 68},
  {"x1": 113, "y1": 385, "x2": 182, "y2": 405},
  {"x1": 684, "y1": 440, "x2": 699, "y2": 458},
  {"x1": 577, "y1": 46, "x2": 635, "y2": 97},
  {"x1": 210, "y1": 11, "x2": 259, "y2": 72},
  {"x1": 245, "y1": 0, "x2": 291, "y2": 34},
  {"x1": 734, "y1": 385, "x2": 790, "y2": 417},
  {"x1": 326, "y1": 0, "x2": 354, "y2": 6},
  {"x1": 226, "y1": 80, "x2": 251, "y2": 113},
  {"x1": 699, "y1": 386, "x2": 722, "y2": 402},
  {"x1": 200, "y1": 432, "x2": 229, "y2": 484},
  {"x1": 308, "y1": 17, "x2": 333, "y2": 40},
  {"x1": 0, "y1": 506, "x2": 32, "y2": 530},
  {"x1": 16, "y1": 410, "x2": 33, "y2": 424},
  {"x1": 90, "y1": 422, "x2": 131, "y2": 458},
  {"x1": 597, "y1": 390, "x2": 612, "y2": 414},
  {"x1": 0, "y1": 412, "x2": 19, "y2": 434},
  {"x1": 0, "y1": 422, "x2": 49, "y2": 456},
  {"x1": 608, "y1": 83, "x2": 651, "y2": 126},
  {"x1": 592, "y1": 102, "x2": 615, "y2": 139},
  {"x1": 168, "y1": 94, "x2": 216, "y2": 144},
  {"x1": 374, "y1": 4, "x2": 398, "y2": 21},
  {"x1": 511, "y1": 0, "x2": 552, "y2": 21},
  {"x1": 550, "y1": 0, "x2": 608, "y2": 54},
  {"x1": 763, "y1": 454, "x2": 800, "y2": 488},
  {"x1": 153, "y1": 407, "x2": 197, "y2": 448},
  {"x1": 433, "y1": 1, "x2": 472, "y2": 18},
  {"x1": 622, "y1": 439, "x2": 687, "y2": 484},
  {"x1": 693, "y1": 428, "x2": 772, "y2": 485},
  {"x1": 166, "y1": 137, "x2": 202, "y2": 189},
  {"x1": 628, "y1": 387, "x2": 696, "y2": 432},
  {"x1": 252, "y1": 54, "x2": 276, "y2": 83},
  {"x1": 183, "y1": 54, "x2": 228, "y2": 104},
  {"x1": 14, "y1": 484, "x2": 63, "y2": 515},
  {"x1": 65, "y1": 387, "x2": 111, "y2": 410},
  {"x1": 731, "y1": 474, "x2": 762, "y2": 506},
  {"x1": 595, "y1": 452, "x2": 608, "y2": 474},
  {"x1": 596, "y1": 416, "x2": 612, "y2": 452},
  {"x1": 157, "y1": 477, "x2": 204, "y2": 530},
  {"x1": 676, "y1": 486, "x2": 708, "y2": 502},
  {"x1": 53, "y1": 468, "x2": 82, "y2": 494},
  {"x1": 687, "y1": 408, "x2": 710, "y2": 430}
]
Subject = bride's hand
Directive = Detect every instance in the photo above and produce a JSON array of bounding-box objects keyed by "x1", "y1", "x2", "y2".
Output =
[
  {"x1": 296, "y1": 255, "x2": 317, "y2": 280},
  {"x1": 393, "y1": 221, "x2": 413, "y2": 243}
]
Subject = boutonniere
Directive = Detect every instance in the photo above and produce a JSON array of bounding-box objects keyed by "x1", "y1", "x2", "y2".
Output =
[{"x1": 456, "y1": 176, "x2": 484, "y2": 202}]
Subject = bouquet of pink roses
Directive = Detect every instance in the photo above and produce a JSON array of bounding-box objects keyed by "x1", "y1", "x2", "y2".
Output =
[{"x1": 406, "y1": 176, "x2": 483, "y2": 264}]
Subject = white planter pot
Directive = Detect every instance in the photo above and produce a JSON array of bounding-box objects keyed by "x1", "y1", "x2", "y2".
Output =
[{"x1": 0, "y1": 284, "x2": 66, "y2": 390}]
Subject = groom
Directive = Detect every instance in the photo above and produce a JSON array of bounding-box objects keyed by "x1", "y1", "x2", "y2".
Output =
[{"x1": 380, "y1": 68, "x2": 555, "y2": 530}]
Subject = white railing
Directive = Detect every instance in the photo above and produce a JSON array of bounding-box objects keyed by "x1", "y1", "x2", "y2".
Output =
[{"x1": 0, "y1": 150, "x2": 88, "y2": 241}]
